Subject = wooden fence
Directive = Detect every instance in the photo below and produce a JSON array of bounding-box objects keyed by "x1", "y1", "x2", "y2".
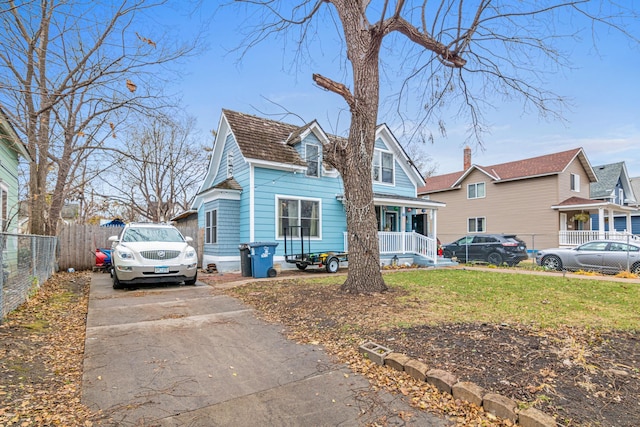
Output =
[{"x1": 56, "y1": 223, "x2": 202, "y2": 271}]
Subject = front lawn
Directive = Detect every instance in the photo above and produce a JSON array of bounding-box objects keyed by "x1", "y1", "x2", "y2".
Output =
[{"x1": 226, "y1": 268, "x2": 639, "y2": 426}]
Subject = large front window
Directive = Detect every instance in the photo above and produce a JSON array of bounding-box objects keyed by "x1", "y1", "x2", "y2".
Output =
[
  {"x1": 277, "y1": 197, "x2": 320, "y2": 238},
  {"x1": 373, "y1": 150, "x2": 394, "y2": 184}
]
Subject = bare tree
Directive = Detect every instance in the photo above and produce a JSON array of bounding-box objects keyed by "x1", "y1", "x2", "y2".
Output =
[
  {"x1": 102, "y1": 115, "x2": 208, "y2": 223},
  {"x1": 0, "y1": 0, "x2": 201, "y2": 235},
  {"x1": 235, "y1": 0, "x2": 638, "y2": 293}
]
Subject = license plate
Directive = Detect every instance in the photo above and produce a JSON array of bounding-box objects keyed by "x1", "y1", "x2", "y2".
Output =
[{"x1": 155, "y1": 266, "x2": 169, "y2": 274}]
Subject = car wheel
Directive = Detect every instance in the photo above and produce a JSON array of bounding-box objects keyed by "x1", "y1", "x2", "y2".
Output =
[
  {"x1": 296, "y1": 263, "x2": 307, "y2": 271},
  {"x1": 112, "y1": 271, "x2": 124, "y2": 289},
  {"x1": 542, "y1": 255, "x2": 563, "y2": 271},
  {"x1": 326, "y1": 257, "x2": 339, "y2": 273},
  {"x1": 487, "y1": 252, "x2": 503, "y2": 266},
  {"x1": 631, "y1": 263, "x2": 640, "y2": 275},
  {"x1": 184, "y1": 272, "x2": 197, "y2": 286}
]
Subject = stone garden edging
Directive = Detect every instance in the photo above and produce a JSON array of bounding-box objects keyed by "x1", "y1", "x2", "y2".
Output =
[{"x1": 359, "y1": 341, "x2": 557, "y2": 427}]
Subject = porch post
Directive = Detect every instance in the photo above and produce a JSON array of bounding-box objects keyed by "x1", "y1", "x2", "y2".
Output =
[
  {"x1": 598, "y1": 207, "x2": 605, "y2": 239},
  {"x1": 608, "y1": 209, "x2": 615, "y2": 232},
  {"x1": 626, "y1": 212, "x2": 632, "y2": 233},
  {"x1": 401, "y1": 207, "x2": 406, "y2": 254},
  {"x1": 433, "y1": 209, "x2": 438, "y2": 265}
]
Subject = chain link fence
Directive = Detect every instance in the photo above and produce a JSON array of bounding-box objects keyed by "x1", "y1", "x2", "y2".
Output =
[{"x1": 0, "y1": 233, "x2": 58, "y2": 321}]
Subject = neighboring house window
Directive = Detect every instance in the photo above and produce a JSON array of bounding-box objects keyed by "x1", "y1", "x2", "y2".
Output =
[
  {"x1": 205, "y1": 210, "x2": 217, "y2": 244},
  {"x1": 467, "y1": 182, "x2": 486, "y2": 199},
  {"x1": 618, "y1": 188, "x2": 624, "y2": 204},
  {"x1": 468, "y1": 217, "x2": 485, "y2": 233},
  {"x1": 227, "y1": 152, "x2": 234, "y2": 178},
  {"x1": 277, "y1": 197, "x2": 320, "y2": 238},
  {"x1": 0, "y1": 186, "x2": 6, "y2": 231},
  {"x1": 305, "y1": 144, "x2": 319, "y2": 177},
  {"x1": 570, "y1": 173, "x2": 580, "y2": 192},
  {"x1": 372, "y1": 149, "x2": 394, "y2": 184}
]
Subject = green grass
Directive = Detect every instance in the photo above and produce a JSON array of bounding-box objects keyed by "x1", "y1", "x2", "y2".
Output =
[{"x1": 308, "y1": 269, "x2": 640, "y2": 330}]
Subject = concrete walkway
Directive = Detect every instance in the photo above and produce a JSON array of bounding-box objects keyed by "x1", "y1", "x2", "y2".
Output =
[{"x1": 81, "y1": 273, "x2": 450, "y2": 426}]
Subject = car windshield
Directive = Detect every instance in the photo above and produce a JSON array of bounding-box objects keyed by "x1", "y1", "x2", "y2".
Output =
[{"x1": 122, "y1": 227, "x2": 184, "y2": 243}]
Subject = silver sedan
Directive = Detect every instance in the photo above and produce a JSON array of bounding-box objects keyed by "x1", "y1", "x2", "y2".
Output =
[{"x1": 536, "y1": 240, "x2": 640, "y2": 274}]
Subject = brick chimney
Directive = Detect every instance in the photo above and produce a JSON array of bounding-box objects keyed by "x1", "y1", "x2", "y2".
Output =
[{"x1": 463, "y1": 146, "x2": 471, "y2": 170}]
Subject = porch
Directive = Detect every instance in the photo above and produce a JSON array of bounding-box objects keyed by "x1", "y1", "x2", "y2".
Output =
[
  {"x1": 559, "y1": 230, "x2": 640, "y2": 247},
  {"x1": 343, "y1": 231, "x2": 455, "y2": 266},
  {"x1": 553, "y1": 198, "x2": 639, "y2": 247}
]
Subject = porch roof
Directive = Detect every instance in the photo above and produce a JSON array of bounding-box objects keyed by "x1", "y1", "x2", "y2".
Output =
[
  {"x1": 337, "y1": 192, "x2": 446, "y2": 209},
  {"x1": 551, "y1": 196, "x2": 638, "y2": 213}
]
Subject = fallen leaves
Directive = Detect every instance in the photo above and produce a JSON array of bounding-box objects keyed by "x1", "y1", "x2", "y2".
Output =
[
  {"x1": 223, "y1": 277, "x2": 639, "y2": 427},
  {"x1": 0, "y1": 272, "x2": 94, "y2": 426}
]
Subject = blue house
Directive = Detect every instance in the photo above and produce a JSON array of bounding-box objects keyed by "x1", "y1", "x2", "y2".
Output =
[
  {"x1": 192, "y1": 110, "x2": 446, "y2": 272},
  {"x1": 589, "y1": 162, "x2": 640, "y2": 234}
]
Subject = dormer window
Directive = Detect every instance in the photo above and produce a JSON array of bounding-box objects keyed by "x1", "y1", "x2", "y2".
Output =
[
  {"x1": 305, "y1": 144, "x2": 319, "y2": 177},
  {"x1": 373, "y1": 149, "x2": 393, "y2": 184}
]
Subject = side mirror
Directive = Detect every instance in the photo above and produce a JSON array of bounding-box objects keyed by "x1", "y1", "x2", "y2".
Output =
[
  {"x1": 108, "y1": 236, "x2": 119, "y2": 242},
  {"x1": 185, "y1": 236, "x2": 193, "y2": 243}
]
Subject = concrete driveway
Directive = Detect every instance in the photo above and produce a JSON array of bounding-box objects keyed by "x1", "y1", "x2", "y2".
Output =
[{"x1": 82, "y1": 273, "x2": 450, "y2": 426}]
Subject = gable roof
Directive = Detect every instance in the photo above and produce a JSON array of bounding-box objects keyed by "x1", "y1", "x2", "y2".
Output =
[
  {"x1": 419, "y1": 147, "x2": 596, "y2": 194},
  {"x1": 223, "y1": 109, "x2": 307, "y2": 167},
  {"x1": 590, "y1": 162, "x2": 636, "y2": 204}
]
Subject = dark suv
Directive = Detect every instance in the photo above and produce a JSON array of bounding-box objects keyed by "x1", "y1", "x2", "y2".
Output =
[{"x1": 442, "y1": 234, "x2": 528, "y2": 266}]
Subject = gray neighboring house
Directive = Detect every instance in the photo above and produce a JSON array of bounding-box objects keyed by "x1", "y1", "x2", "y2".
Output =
[{"x1": 590, "y1": 162, "x2": 639, "y2": 234}]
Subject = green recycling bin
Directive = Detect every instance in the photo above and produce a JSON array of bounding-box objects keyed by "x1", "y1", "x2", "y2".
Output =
[{"x1": 249, "y1": 242, "x2": 278, "y2": 278}]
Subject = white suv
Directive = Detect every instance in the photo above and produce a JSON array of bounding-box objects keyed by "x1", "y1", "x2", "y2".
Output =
[{"x1": 109, "y1": 223, "x2": 198, "y2": 289}]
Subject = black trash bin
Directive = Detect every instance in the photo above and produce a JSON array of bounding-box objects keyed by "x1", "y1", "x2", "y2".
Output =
[{"x1": 239, "y1": 243, "x2": 252, "y2": 277}]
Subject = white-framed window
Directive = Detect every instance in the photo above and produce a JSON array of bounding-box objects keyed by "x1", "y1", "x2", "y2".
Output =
[
  {"x1": 277, "y1": 196, "x2": 321, "y2": 238},
  {"x1": 467, "y1": 182, "x2": 486, "y2": 199},
  {"x1": 0, "y1": 185, "x2": 6, "y2": 231},
  {"x1": 305, "y1": 144, "x2": 319, "y2": 177},
  {"x1": 570, "y1": 173, "x2": 580, "y2": 192},
  {"x1": 618, "y1": 188, "x2": 624, "y2": 204},
  {"x1": 227, "y1": 152, "x2": 234, "y2": 178},
  {"x1": 205, "y1": 209, "x2": 217, "y2": 244},
  {"x1": 468, "y1": 217, "x2": 486, "y2": 233},
  {"x1": 372, "y1": 149, "x2": 394, "y2": 184}
]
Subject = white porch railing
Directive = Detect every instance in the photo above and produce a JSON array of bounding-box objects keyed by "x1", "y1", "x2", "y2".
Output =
[
  {"x1": 559, "y1": 230, "x2": 640, "y2": 246},
  {"x1": 343, "y1": 231, "x2": 438, "y2": 261}
]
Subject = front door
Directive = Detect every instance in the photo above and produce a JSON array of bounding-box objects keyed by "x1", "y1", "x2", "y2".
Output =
[
  {"x1": 384, "y1": 211, "x2": 398, "y2": 232},
  {"x1": 412, "y1": 214, "x2": 427, "y2": 235}
]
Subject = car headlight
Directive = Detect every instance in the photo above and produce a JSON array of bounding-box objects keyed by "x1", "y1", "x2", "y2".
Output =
[
  {"x1": 185, "y1": 249, "x2": 196, "y2": 258},
  {"x1": 117, "y1": 249, "x2": 134, "y2": 260}
]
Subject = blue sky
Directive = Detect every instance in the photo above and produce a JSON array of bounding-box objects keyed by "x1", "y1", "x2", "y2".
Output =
[{"x1": 161, "y1": 2, "x2": 640, "y2": 178}]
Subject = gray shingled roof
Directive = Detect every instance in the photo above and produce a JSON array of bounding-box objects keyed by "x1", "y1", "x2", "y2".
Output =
[
  {"x1": 590, "y1": 162, "x2": 623, "y2": 199},
  {"x1": 223, "y1": 109, "x2": 307, "y2": 167}
]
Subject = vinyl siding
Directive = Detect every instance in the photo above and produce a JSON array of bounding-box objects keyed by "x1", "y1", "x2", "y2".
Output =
[
  {"x1": 201, "y1": 199, "x2": 241, "y2": 257},
  {"x1": 372, "y1": 136, "x2": 415, "y2": 197},
  {"x1": 0, "y1": 130, "x2": 21, "y2": 233},
  {"x1": 252, "y1": 166, "x2": 346, "y2": 256},
  {"x1": 557, "y1": 160, "x2": 590, "y2": 201},
  {"x1": 433, "y1": 169, "x2": 568, "y2": 251}
]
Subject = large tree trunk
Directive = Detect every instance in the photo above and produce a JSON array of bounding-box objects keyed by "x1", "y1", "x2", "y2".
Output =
[{"x1": 334, "y1": 8, "x2": 387, "y2": 293}]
